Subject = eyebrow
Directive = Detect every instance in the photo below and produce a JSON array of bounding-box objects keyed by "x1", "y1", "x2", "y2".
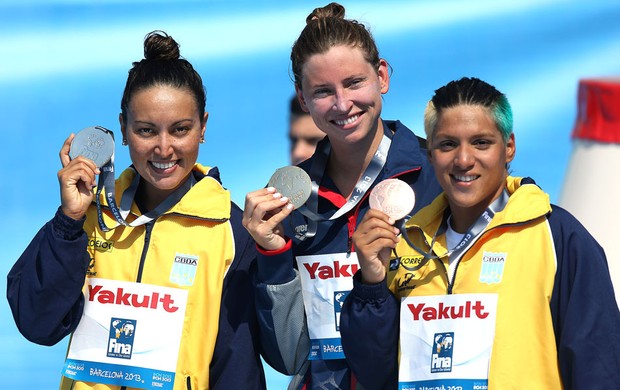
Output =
[{"x1": 132, "y1": 119, "x2": 195, "y2": 127}]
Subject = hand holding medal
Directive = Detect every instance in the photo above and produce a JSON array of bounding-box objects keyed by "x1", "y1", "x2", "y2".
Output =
[
  {"x1": 59, "y1": 126, "x2": 115, "y2": 220},
  {"x1": 69, "y1": 126, "x2": 115, "y2": 169},
  {"x1": 242, "y1": 166, "x2": 313, "y2": 251},
  {"x1": 267, "y1": 166, "x2": 312, "y2": 210},
  {"x1": 368, "y1": 178, "x2": 416, "y2": 221}
]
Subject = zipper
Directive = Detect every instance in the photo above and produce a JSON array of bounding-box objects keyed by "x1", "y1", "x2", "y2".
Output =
[
  {"x1": 136, "y1": 221, "x2": 154, "y2": 283},
  {"x1": 444, "y1": 221, "x2": 529, "y2": 294}
]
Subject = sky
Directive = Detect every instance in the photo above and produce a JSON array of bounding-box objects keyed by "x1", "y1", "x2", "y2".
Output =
[{"x1": 1, "y1": 0, "x2": 619, "y2": 388}]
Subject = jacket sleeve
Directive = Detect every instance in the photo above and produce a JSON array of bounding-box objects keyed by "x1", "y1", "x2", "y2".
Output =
[
  {"x1": 548, "y1": 205, "x2": 620, "y2": 389},
  {"x1": 6, "y1": 207, "x2": 89, "y2": 346},
  {"x1": 210, "y1": 203, "x2": 268, "y2": 389},
  {"x1": 340, "y1": 270, "x2": 399, "y2": 390},
  {"x1": 253, "y1": 238, "x2": 310, "y2": 376}
]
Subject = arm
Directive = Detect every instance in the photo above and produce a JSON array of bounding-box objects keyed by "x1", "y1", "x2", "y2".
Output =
[
  {"x1": 6, "y1": 208, "x2": 89, "y2": 345},
  {"x1": 341, "y1": 271, "x2": 399, "y2": 390},
  {"x1": 549, "y1": 206, "x2": 620, "y2": 388},
  {"x1": 210, "y1": 204, "x2": 269, "y2": 389},
  {"x1": 340, "y1": 209, "x2": 401, "y2": 389},
  {"x1": 254, "y1": 240, "x2": 309, "y2": 376},
  {"x1": 6, "y1": 135, "x2": 97, "y2": 345},
  {"x1": 242, "y1": 187, "x2": 309, "y2": 376}
]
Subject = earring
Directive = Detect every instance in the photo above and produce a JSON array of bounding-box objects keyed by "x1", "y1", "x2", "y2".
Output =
[{"x1": 122, "y1": 139, "x2": 128, "y2": 146}]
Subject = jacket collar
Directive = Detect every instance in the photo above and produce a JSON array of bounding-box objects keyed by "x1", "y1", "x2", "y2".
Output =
[
  {"x1": 405, "y1": 176, "x2": 552, "y2": 234},
  {"x1": 109, "y1": 163, "x2": 231, "y2": 221}
]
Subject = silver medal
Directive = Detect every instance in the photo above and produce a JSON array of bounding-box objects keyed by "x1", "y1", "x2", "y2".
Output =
[
  {"x1": 69, "y1": 126, "x2": 114, "y2": 168},
  {"x1": 369, "y1": 178, "x2": 416, "y2": 220},
  {"x1": 267, "y1": 166, "x2": 312, "y2": 209}
]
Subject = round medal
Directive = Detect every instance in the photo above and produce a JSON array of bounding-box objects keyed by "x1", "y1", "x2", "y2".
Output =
[
  {"x1": 369, "y1": 179, "x2": 416, "y2": 220},
  {"x1": 267, "y1": 166, "x2": 312, "y2": 209},
  {"x1": 69, "y1": 126, "x2": 115, "y2": 168}
]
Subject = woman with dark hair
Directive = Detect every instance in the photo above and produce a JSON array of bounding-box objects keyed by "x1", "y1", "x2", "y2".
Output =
[
  {"x1": 7, "y1": 31, "x2": 273, "y2": 389},
  {"x1": 243, "y1": 3, "x2": 441, "y2": 389},
  {"x1": 342, "y1": 77, "x2": 620, "y2": 389}
]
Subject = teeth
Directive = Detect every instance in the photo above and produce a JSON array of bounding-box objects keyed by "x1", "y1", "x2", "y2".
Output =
[
  {"x1": 454, "y1": 175, "x2": 477, "y2": 182},
  {"x1": 334, "y1": 114, "x2": 360, "y2": 126},
  {"x1": 152, "y1": 161, "x2": 176, "y2": 169}
]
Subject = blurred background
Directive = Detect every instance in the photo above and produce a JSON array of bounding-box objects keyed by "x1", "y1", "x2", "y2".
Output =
[{"x1": 1, "y1": 0, "x2": 619, "y2": 387}]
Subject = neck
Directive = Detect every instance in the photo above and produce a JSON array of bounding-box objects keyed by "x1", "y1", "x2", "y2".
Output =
[
  {"x1": 327, "y1": 122, "x2": 385, "y2": 198},
  {"x1": 448, "y1": 185, "x2": 508, "y2": 234},
  {"x1": 135, "y1": 174, "x2": 192, "y2": 213}
]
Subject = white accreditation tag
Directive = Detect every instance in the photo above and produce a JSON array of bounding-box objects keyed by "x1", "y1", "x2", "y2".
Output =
[
  {"x1": 62, "y1": 278, "x2": 188, "y2": 389},
  {"x1": 296, "y1": 252, "x2": 359, "y2": 360},
  {"x1": 398, "y1": 293, "x2": 498, "y2": 390}
]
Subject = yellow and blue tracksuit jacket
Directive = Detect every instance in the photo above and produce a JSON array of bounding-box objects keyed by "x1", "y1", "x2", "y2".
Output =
[
  {"x1": 340, "y1": 176, "x2": 620, "y2": 389},
  {"x1": 7, "y1": 164, "x2": 280, "y2": 389}
]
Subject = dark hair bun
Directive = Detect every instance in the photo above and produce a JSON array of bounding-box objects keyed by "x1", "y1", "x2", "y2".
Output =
[
  {"x1": 143, "y1": 30, "x2": 180, "y2": 61},
  {"x1": 306, "y1": 2, "x2": 345, "y2": 24}
]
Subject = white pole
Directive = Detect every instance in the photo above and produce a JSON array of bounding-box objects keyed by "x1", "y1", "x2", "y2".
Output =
[{"x1": 559, "y1": 78, "x2": 620, "y2": 306}]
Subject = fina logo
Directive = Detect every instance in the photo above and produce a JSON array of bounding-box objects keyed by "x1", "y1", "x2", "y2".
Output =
[
  {"x1": 430, "y1": 332, "x2": 454, "y2": 373},
  {"x1": 333, "y1": 291, "x2": 350, "y2": 332},
  {"x1": 170, "y1": 253, "x2": 199, "y2": 286},
  {"x1": 107, "y1": 318, "x2": 137, "y2": 359}
]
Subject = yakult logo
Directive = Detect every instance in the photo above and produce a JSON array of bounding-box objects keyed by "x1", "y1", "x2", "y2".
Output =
[
  {"x1": 88, "y1": 285, "x2": 179, "y2": 313},
  {"x1": 407, "y1": 300, "x2": 489, "y2": 321},
  {"x1": 302, "y1": 261, "x2": 359, "y2": 280}
]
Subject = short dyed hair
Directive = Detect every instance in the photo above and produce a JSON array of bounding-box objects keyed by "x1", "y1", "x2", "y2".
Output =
[{"x1": 424, "y1": 77, "x2": 513, "y2": 144}]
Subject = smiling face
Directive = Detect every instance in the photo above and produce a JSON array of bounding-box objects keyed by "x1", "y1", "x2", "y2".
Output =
[
  {"x1": 120, "y1": 85, "x2": 207, "y2": 207},
  {"x1": 296, "y1": 45, "x2": 389, "y2": 149},
  {"x1": 428, "y1": 104, "x2": 515, "y2": 232}
]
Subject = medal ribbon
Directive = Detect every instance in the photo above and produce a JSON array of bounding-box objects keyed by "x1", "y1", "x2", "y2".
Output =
[
  {"x1": 95, "y1": 155, "x2": 195, "y2": 233},
  {"x1": 297, "y1": 133, "x2": 392, "y2": 238}
]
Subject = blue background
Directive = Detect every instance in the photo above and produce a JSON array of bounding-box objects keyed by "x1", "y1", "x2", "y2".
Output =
[{"x1": 1, "y1": 0, "x2": 619, "y2": 388}]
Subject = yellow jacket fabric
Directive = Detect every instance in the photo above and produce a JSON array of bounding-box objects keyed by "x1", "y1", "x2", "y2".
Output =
[{"x1": 340, "y1": 176, "x2": 620, "y2": 389}]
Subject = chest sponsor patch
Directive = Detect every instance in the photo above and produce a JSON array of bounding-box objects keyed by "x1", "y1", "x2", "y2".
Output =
[
  {"x1": 400, "y1": 255, "x2": 425, "y2": 271},
  {"x1": 89, "y1": 238, "x2": 114, "y2": 252},
  {"x1": 479, "y1": 251, "x2": 507, "y2": 284},
  {"x1": 169, "y1": 253, "x2": 199, "y2": 286}
]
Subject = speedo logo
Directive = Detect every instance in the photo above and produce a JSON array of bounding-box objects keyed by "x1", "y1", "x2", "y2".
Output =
[
  {"x1": 400, "y1": 255, "x2": 424, "y2": 270},
  {"x1": 302, "y1": 261, "x2": 359, "y2": 280},
  {"x1": 88, "y1": 285, "x2": 179, "y2": 313},
  {"x1": 88, "y1": 238, "x2": 113, "y2": 252},
  {"x1": 407, "y1": 300, "x2": 489, "y2": 321}
]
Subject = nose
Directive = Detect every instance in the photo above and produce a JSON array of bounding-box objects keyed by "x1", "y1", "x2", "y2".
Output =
[
  {"x1": 155, "y1": 133, "x2": 174, "y2": 157},
  {"x1": 332, "y1": 89, "x2": 352, "y2": 112},
  {"x1": 454, "y1": 145, "x2": 475, "y2": 169}
]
